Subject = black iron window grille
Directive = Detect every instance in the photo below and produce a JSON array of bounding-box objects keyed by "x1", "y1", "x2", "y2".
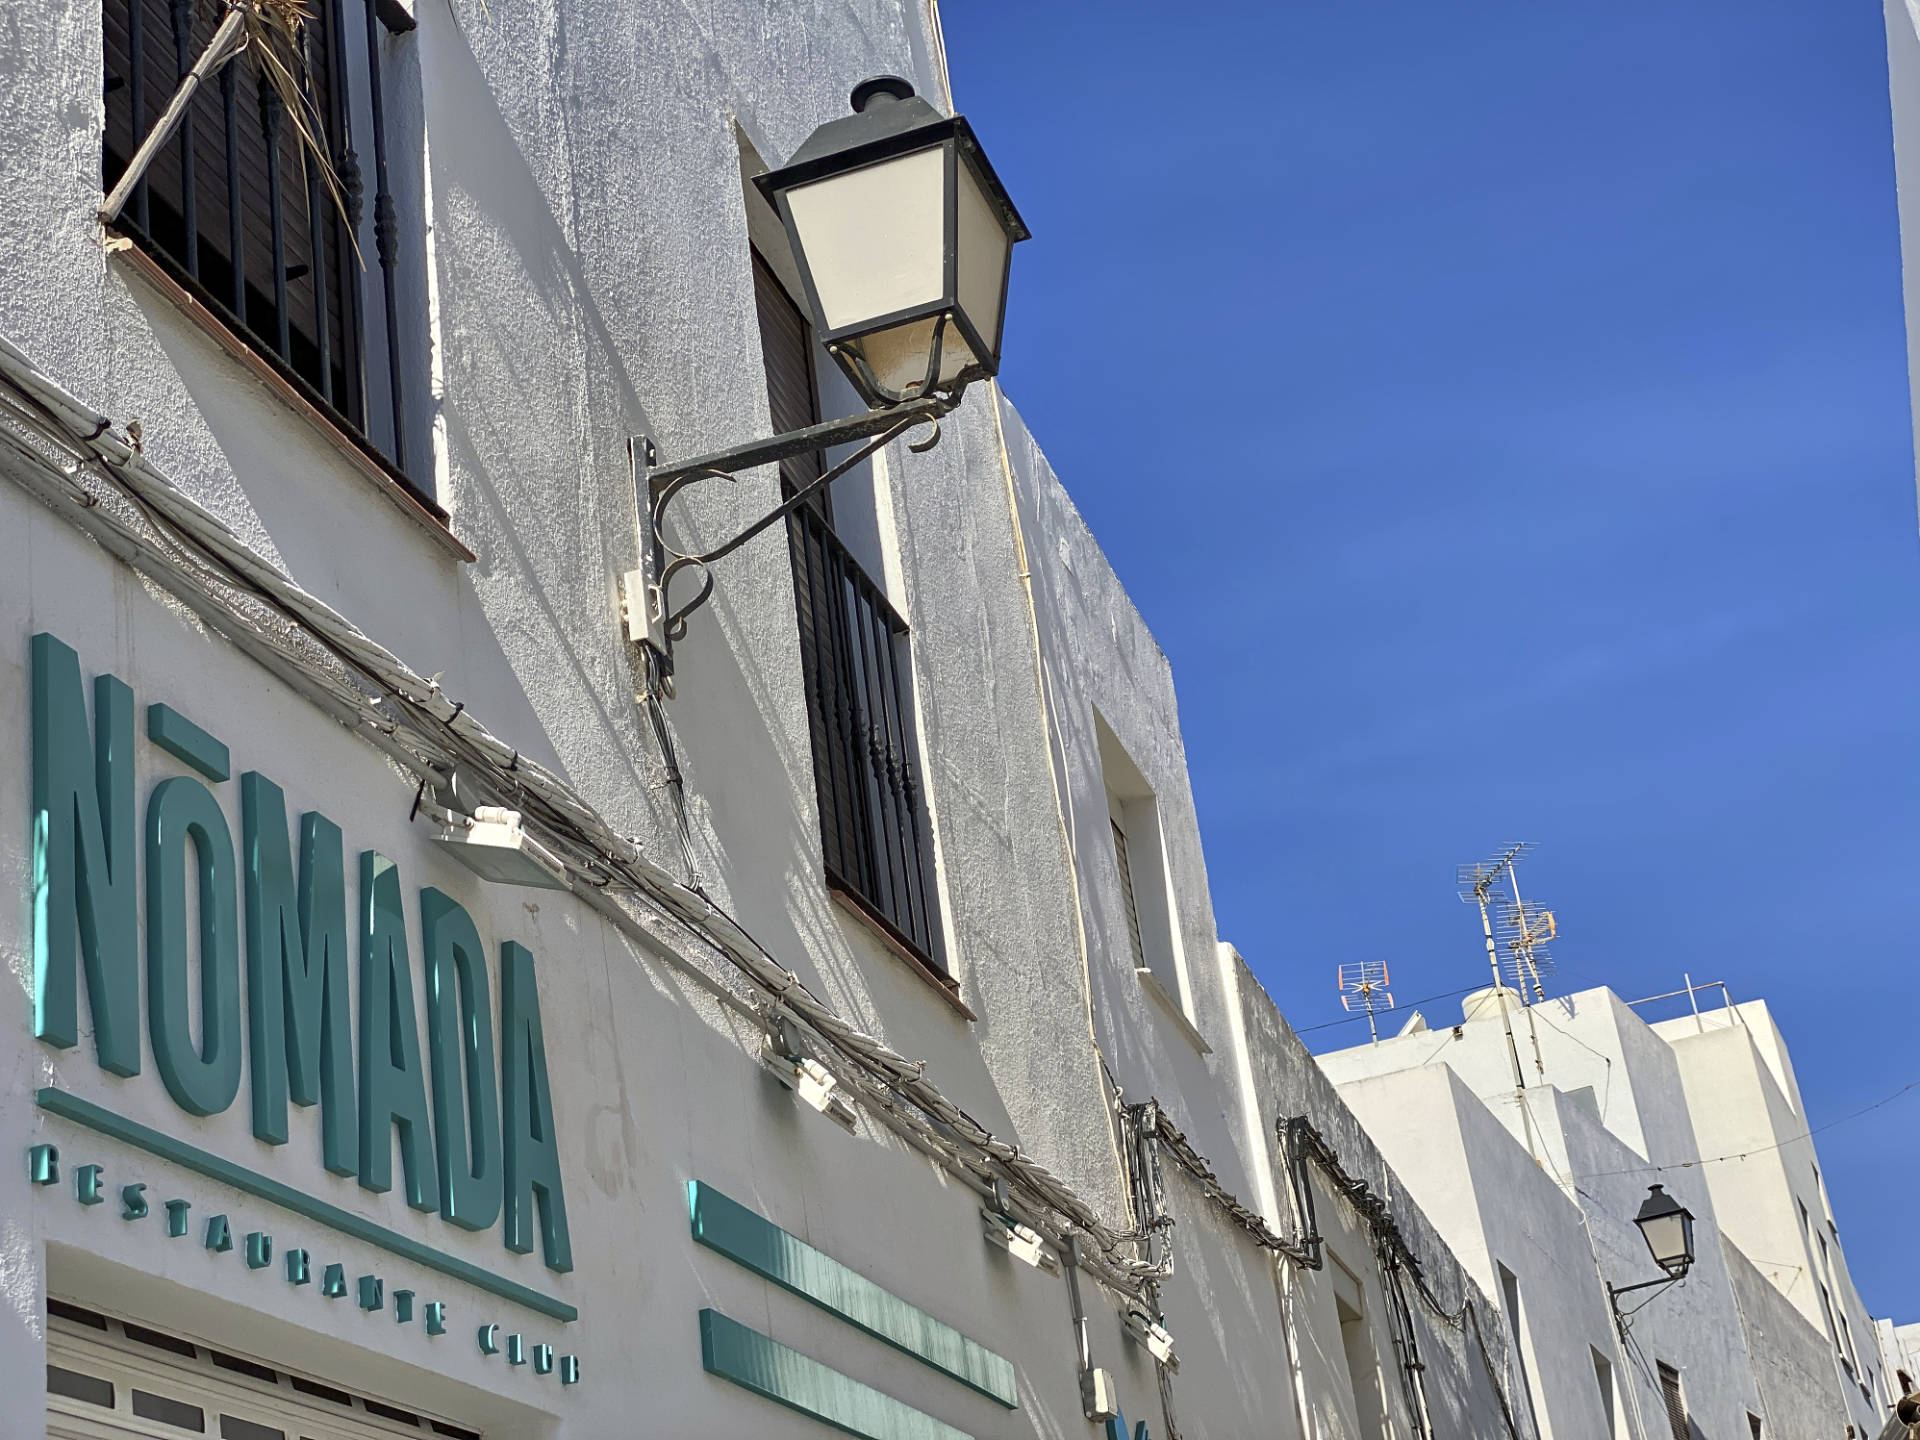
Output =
[
  {"x1": 754, "y1": 256, "x2": 945, "y2": 971},
  {"x1": 103, "y1": 0, "x2": 421, "y2": 495},
  {"x1": 787, "y1": 505, "x2": 942, "y2": 965}
]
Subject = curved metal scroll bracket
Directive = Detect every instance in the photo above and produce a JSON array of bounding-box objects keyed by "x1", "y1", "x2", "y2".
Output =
[
  {"x1": 628, "y1": 393, "x2": 958, "y2": 689},
  {"x1": 828, "y1": 312, "x2": 955, "y2": 410}
]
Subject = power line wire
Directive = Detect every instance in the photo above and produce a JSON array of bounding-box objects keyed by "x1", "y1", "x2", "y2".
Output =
[
  {"x1": 1295, "y1": 985, "x2": 1485, "y2": 1035},
  {"x1": 1580, "y1": 1076, "x2": 1920, "y2": 1179}
]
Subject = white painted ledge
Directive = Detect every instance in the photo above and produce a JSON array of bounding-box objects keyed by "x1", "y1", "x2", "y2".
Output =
[{"x1": 1137, "y1": 967, "x2": 1210, "y2": 1054}]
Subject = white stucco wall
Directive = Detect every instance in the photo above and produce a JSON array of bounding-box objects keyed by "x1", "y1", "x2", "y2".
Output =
[
  {"x1": 1878, "y1": 1318, "x2": 1920, "y2": 1395},
  {"x1": 1229, "y1": 962, "x2": 1528, "y2": 1440},
  {"x1": 0, "y1": 3, "x2": 1538, "y2": 1438},
  {"x1": 1318, "y1": 986, "x2": 1898, "y2": 1439},
  {"x1": 1333, "y1": 1062, "x2": 1768, "y2": 1440},
  {"x1": 1724, "y1": 1236, "x2": 1858, "y2": 1439},
  {"x1": 1653, "y1": 1003, "x2": 1889, "y2": 1429},
  {"x1": 1318, "y1": 987, "x2": 1703, "y2": 1173},
  {"x1": 1337, "y1": 1067, "x2": 1627, "y2": 1440}
]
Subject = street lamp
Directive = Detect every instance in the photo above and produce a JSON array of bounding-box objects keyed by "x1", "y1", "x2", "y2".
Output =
[
  {"x1": 755, "y1": 75, "x2": 1029, "y2": 408},
  {"x1": 1607, "y1": 1184, "x2": 1697, "y2": 1326},
  {"x1": 1633, "y1": 1183, "x2": 1696, "y2": 1278},
  {"x1": 628, "y1": 76, "x2": 1029, "y2": 677}
]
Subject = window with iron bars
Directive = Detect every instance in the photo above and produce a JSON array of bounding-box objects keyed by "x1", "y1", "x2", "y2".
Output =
[
  {"x1": 103, "y1": 0, "x2": 423, "y2": 497},
  {"x1": 753, "y1": 254, "x2": 946, "y2": 975}
]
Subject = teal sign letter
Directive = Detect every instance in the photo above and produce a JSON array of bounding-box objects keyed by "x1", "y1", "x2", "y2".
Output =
[
  {"x1": 358, "y1": 853, "x2": 439, "y2": 1212},
  {"x1": 243, "y1": 775, "x2": 355, "y2": 1173},
  {"x1": 31, "y1": 633, "x2": 139, "y2": 1075},
  {"x1": 500, "y1": 941, "x2": 571, "y2": 1273},
  {"x1": 422, "y1": 889, "x2": 502, "y2": 1231},
  {"x1": 147, "y1": 776, "x2": 243, "y2": 1116}
]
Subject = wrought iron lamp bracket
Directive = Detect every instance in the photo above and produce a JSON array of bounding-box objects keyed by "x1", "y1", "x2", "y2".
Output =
[
  {"x1": 1605, "y1": 1263, "x2": 1690, "y2": 1331},
  {"x1": 627, "y1": 390, "x2": 959, "y2": 687}
]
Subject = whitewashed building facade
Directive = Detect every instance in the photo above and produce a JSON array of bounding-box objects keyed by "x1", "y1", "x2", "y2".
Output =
[
  {"x1": 1320, "y1": 987, "x2": 1896, "y2": 1440},
  {"x1": 0, "y1": 2, "x2": 1553, "y2": 1438}
]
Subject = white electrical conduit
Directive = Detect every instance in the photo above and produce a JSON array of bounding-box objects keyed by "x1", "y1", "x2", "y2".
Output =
[{"x1": 0, "y1": 333, "x2": 1180, "y2": 1301}]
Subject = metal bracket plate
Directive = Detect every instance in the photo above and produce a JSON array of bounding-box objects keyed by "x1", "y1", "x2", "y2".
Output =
[{"x1": 625, "y1": 436, "x2": 671, "y2": 665}]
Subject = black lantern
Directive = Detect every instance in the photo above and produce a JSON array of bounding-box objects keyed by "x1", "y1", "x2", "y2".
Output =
[
  {"x1": 635, "y1": 78, "x2": 1032, "y2": 680},
  {"x1": 1632, "y1": 1184, "x2": 1696, "y2": 1278},
  {"x1": 755, "y1": 76, "x2": 1030, "y2": 409}
]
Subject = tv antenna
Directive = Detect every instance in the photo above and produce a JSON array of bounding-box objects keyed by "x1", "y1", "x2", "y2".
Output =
[
  {"x1": 1498, "y1": 895, "x2": 1557, "y2": 1001},
  {"x1": 1337, "y1": 961, "x2": 1395, "y2": 1045},
  {"x1": 1457, "y1": 844, "x2": 1560, "y2": 1000},
  {"x1": 1457, "y1": 843, "x2": 1563, "y2": 1162}
]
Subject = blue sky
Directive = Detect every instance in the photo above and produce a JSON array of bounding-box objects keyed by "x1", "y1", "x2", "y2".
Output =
[{"x1": 945, "y1": 2, "x2": 1920, "y2": 1316}]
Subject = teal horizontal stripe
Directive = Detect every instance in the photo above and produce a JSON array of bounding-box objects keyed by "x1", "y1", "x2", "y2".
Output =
[
  {"x1": 35, "y1": 1089, "x2": 576, "y2": 1323},
  {"x1": 146, "y1": 704, "x2": 229, "y2": 781},
  {"x1": 689, "y1": 1181, "x2": 1016, "y2": 1408},
  {"x1": 700, "y1": 1308, "x2": 973, "y2": 1440}
]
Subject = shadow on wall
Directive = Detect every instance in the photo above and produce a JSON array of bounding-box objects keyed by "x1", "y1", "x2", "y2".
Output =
[
  {"x1": 418, "y1": 7, "x2": 649, "y2": 432},
  {"x1": 415, "y1": 0, "x2": 1065, "y2": 1213},
  {"x1": 412, "y1": 7, "x2": 678, "y2": 838}
]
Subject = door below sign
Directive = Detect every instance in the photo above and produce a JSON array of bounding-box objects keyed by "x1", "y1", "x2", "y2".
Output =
[{"x1": 46, "y1": 1300, "x2": 482, "y2": 1440}]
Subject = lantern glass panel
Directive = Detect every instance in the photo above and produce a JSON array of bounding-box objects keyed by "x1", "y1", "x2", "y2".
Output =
[
  {"x1": 854, "y1": 316, "x2": 978, "y2": 396},
  {"x1": 955, "y1": 156, "x2": 1011, "y2": 356},
  {"x1": 1641, "y1": 1209, "x2": 1692, "y2": 1272},
  {"x1": 785, "y1": 147, "x2": 947, "y2": 332}
]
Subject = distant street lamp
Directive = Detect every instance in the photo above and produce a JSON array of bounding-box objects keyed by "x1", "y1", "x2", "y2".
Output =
[
  {"x1": 630, "y1": 76, "x2": 1030, "y2": 679},
  {"x1": 1608, "y1": 1184, "x2": 1697, "y2": 1328},
  {"x1": 1632, "y1": 1184, "x2": 1696, "y2": 1278}
]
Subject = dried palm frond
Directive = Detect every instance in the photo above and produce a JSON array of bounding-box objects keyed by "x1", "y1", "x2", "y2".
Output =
[
  {"x1": 238, "y1": 0, "x2": 360, "y2": 261},
  {"x1": 100, "y1": 0, "x2": 360, "y2": 265}
]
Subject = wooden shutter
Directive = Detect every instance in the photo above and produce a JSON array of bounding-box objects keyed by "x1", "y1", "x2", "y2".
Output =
[
  {"x1": 1112, "y1": 817, "x2": 1146, "y2": 971},
  {"x1": 752, "y1": 252, "x2": 825, "y2": 506},
  {"x1": 1657, "y1": 1361, "x2": 1689, "y2": 1440}
]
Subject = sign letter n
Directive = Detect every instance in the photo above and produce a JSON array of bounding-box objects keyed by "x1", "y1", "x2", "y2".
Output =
[{"x1": 31, "y1": 634, "x2": 140, "y2": 1075}]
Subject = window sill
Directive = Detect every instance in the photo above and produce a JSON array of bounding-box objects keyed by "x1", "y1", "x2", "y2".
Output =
[
  {"x1": 110, "y1": 239, "x2": 474, "y2": 564},
  {"x1": 1136, "y1": 966, "x2": 1210, "y2": 1054},
  {"x1": 827, "y1": 881, "x2": 976, "y2": 1022}
]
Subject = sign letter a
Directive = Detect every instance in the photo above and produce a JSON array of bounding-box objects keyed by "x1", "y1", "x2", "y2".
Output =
[{"x1": 501, "y1": 940, "x2": 571, "y2": 1272}]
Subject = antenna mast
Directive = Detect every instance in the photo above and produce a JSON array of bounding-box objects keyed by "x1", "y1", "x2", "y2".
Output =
[
  {"x1": 1458, "y1": 844, "x2": 1546, "y2": 1163},
  {"x1": 1497, "y1": 865, "x2": 1558, "y2": 1004},
  {"x1": 1337, "y1": 962, "x2": 1395, "y2": 1045}
]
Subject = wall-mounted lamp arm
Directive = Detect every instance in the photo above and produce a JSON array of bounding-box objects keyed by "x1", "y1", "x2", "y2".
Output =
[
  {"x1": 629, "y1": 392, "x2": 958, "y2": 685},
  {"x1": 1606, "y1": 1272, "x2": 1685, "y2": 1303},
  {"x1": 1605, "y1": 1261, "x2": 1691, "y2": 1335},
  {"x1": 645, "y1": 392, "x2": 955, "y2": 490}
]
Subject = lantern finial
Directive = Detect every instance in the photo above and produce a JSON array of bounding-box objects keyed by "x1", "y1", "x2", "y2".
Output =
[{"x1": 850, "y1": 76, "x2": 915, "y2": 112}]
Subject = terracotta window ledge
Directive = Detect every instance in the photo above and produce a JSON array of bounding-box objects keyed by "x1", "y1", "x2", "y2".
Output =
[{"x1": 827, "y1": 880, "x2": 975, "y2": 1022}]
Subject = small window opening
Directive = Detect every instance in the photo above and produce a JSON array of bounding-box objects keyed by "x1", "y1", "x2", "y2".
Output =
[
  {"x1": 1094, "y1": 711, "x2": 1191, "y2": 1022},
  {"x1": 1331, "y1": 1259, "x2": 1389, "y2": 1439},
  {"x1": 1499, "y1": 1264, "x2": 1547, "y2": 1439},
  {"x1": 1657, "y1": 1361, "x2": 1689, "y2": 1440},
  {"x1": 1592, "y1": 1349, "x2": 1622, "y2": 1439},
  {"x1": 1111, "y1": 817, "x2": 1146, "y2": 971}
]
